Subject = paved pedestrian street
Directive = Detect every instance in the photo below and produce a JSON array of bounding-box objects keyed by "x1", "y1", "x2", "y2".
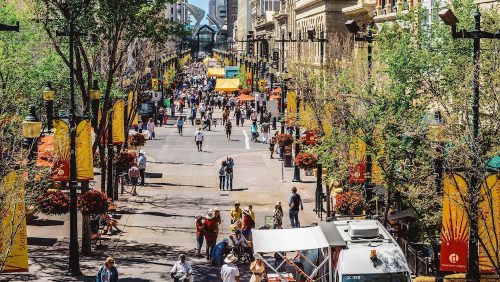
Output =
[{"x1": 4, "y1": 109, "x2": 319, "y2": 282}]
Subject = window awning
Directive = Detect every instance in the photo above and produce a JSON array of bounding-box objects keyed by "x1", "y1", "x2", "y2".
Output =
[
  {"x1": 236, "y1": 94, "x2": 254, "y2": 101},
  {"x1": 214, "y1": 78, "x2": 241, "y2": 91},
  {"x1": 252, "y1": 226, "x2": 329, "y2": 253},
  {"x1": 207, "y1": 68, "x2": 226, "y2": 78}
]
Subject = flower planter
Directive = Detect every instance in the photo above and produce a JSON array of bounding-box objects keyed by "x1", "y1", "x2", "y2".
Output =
[{"x1": 304, "y1": 168, "x2": 314, "y2": 176}]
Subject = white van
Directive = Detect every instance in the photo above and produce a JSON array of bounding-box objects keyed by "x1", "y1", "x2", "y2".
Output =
[{"x1": 320, "y1": 219, "x2": 412, "y2": 282}]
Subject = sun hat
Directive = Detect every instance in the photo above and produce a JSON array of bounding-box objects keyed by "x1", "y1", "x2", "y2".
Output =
[
  {"x1": 224, "y1": 254, "x2": 238, "y2": 264},
  {"x1": 140, "y1": 150, "x2": 145, "y2": 155},
  {"x1": 243, "y1": 207, "x2": 251, "y2": 215},
  {"x1": 276, "y1": 201, "x2": 281, "y2": 206},
  {"x1": 234, "y1": 201, "x2": 240, "y2": 205},
  {"x1": 205, "y1": 212, "x2": 215, "y2": 220},
  {"x1": 213, "y1": 207, "x2": 220, "y2": 212},
  {"x1": 195, "y1": 213, "x2": 205, "y2": 219}
]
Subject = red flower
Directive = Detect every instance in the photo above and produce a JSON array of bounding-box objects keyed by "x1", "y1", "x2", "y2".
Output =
[
  {"x1": 275, "y1": 134, "x2": 294, "y2": 146},
  {"x1": 37, "y1": 190, "x2": 70, "y2": 215},
  {"x1": 335, "y1": 191, "x2": 366, "y2": 215},
  {"x1": 295, "y1": 153, "x2": 318, "y2": 169},
  {"x1": 78, "y1": 190, "x2": 110, "y2": 215},
  {"x1": 128, "y1": 133, "x2": 146, "y2": 147}
]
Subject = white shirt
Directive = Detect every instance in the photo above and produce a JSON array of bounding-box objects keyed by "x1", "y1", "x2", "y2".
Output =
[
  {"x1": 171, "y1": 261, "x2": 192, "y2": 274},
  {"x1": 194, "y1": 131, "x2": 204, "y2": 142},
  {"x1": 221, "y1": 263, "x2": 239, "y2": 282}
]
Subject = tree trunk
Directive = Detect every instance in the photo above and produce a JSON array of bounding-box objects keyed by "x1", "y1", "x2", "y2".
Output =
[
  {"x1": 100, "y1": 144, "x2": 106, "y2": 193},
  {"x1": 81, "y1": 181, "x2": 92, "y2": 255}
]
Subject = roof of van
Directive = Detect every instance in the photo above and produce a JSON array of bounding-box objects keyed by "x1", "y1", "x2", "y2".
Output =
[{"x1": 321, "y1": 220, "x2": 410, "y2": 274}]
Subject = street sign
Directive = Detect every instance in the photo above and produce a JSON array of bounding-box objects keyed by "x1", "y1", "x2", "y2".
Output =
[{"x1": 151, "y1": 91, "x2": 162, "y2": 102}]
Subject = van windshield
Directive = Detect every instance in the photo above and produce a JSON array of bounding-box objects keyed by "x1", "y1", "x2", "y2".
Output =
[{"x1": 342, "y1": 272, "x2": 411, "y2": 282}]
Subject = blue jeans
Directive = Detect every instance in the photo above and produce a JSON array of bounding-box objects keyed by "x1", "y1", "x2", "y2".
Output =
[
  {"x1": 226, "y1": 173, "x2": 233, "y2": 190},
  {"x1": 289, "y1": 210, "x2": 300, "y2": 228}
]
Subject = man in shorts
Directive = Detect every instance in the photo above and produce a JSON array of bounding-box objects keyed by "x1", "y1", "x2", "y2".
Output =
[
  {"x1": 128, "y1": 163, "x2": 140, "y2": 196},
  {"x1": 225, "y1": 120, "x2": 232, "y2": 140},
  {"x1": 194, "y1": 128, "x2": 204, "y2": 152}
]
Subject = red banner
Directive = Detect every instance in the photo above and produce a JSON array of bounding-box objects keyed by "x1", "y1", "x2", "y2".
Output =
[
  {"x1": 440, "y1": 173, "x2": 469, "y2": 272},
  {"x1": 348, "y1": 161, "x2": 366, "y2": 184}
]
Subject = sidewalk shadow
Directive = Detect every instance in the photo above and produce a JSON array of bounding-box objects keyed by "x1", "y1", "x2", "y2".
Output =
[
  {"x1": 28, "y1": 237, "x2": 57, "y2": 246},
  {"x1": 28, "y1": 219, "x2": 65, "y2": 226}
]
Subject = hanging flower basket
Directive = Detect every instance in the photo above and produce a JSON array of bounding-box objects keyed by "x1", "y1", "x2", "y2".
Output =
[
  {"x1": 37, "y1": 190, "x2": 70, "y2": 215},
  {"x1": 114, "y1": 152, "x2": 136, "y2": 173},
  {"x1": 275, "y1": 133, "x2": 294, "y2": 146},
  {"x1": 78, "y1": 190, "x2": 111, "y2": 215},
  {"x1": 335, "y1": 191, "x2": 366, "y2": 215},
  {"x1": 128, "y1": 133, "x2": 146, "y2": 147},
  {"x1": 295, "y1": 152, "x2": 318, "y2": 170}
]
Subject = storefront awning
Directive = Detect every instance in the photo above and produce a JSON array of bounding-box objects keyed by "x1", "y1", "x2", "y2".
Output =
[
  {"x1": 253, "y1": 226, "x2": 329, "y2": 253},
  {"x1": 207, "y1": 68, "x2": 225, "y2": 78},
  {"x1": 214, "y1": 78, "x2": 241, "y2": 91},
  {"x1": 237, "y1": 94, "x2": 254, "y2": 101}
]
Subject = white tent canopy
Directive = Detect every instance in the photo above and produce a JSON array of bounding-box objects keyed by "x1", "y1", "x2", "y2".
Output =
[{"x1": 252, "y1": 226, "x2": 329, "y2": 253}]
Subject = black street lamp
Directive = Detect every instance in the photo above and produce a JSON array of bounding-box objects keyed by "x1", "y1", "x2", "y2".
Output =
[
  {"x1": 439, "y1": 8, "x2": 500, "y2": 280},
  {"x1": 346, "y1": 19, "x2": 375, "y2": 202},
  {"x1": 292, "y1": 94, "x2": 302, "y2": 182},
  {"x1": 42, "y1": 81, "x2": 55, "y2": 133},
  {"x1": 22, "y1": 105, "x2": 42, "y2": 161},
  {"x1": 89, "y1": 79, "x2": 102, "y2": 132}
]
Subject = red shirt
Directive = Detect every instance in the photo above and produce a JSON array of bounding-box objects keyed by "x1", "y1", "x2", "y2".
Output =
[
  {"x1": 203, "y1": 219, "x2": 217, "y2": 241},
  {"x1": 242, "y1": 214, "x2": 252, "y2": 231},
  {"x1": 196, "y1": 218, "x2": 204, "y2": 236}
]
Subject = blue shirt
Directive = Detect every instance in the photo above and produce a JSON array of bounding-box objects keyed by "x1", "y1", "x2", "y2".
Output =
[
  {"x1": 251, "y1": 124, "x2": 258, "y2": 133},
  {"x1": 177, "y1": 119, "x2": 184, "y2": 126}
]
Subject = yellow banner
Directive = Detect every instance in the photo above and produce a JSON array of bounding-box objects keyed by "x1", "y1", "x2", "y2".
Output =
[
  {"x1": 127, "y1": 91, "x2": 139, "y2": 126},
  {"x1": 440, "y1": 173, "x2": 469, "y2": 272},
  {"x1": 286, "y1": 91, "x2": 297, "y2": 125},
  {"x1": 53, "y1": 120, "x2": 70, "y2": 181},
  {"x1": 0, "y1": 171, "x2": 29, "y2": 273},
  {"x1": 76, "y1": 119, "x2": 94, "y2": 181},
  {"x1": 479, "y1": 174, "x2": 500, "y2": 272},
  {"x1": 112, "y1": 100, "x2": 125, "y2": 144}
]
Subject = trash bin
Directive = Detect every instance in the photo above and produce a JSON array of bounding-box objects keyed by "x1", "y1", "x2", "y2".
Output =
[{"x1": 284, "y1": 154, "x2": 293, "y2": 167}]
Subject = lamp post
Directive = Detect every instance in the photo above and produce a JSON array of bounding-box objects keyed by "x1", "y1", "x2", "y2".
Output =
[
  {"x1": 22, "y1": 105, "x2": 42, "y2": 161},
  {"x1": 89, "y1": 79, "x2": 102, "y2": 131},
  {"x1": 42, "y1": 82, "x2": 55, "y2": 133},
  {"x1": 438, "y1": 8, "x2": 500, "y2": 280},
  {"x1": 346, "y1": 20, "x2": 375, "y2": 202},
  {"x1": 292, "y1": 93, "x2": 302, "y2": 182}
]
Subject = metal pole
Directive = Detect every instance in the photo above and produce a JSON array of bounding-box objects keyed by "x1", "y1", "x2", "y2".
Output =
[
  {"x1": 365, "y1": 28, "x2": 373, "y2": 203},
  {"x1": 466, "y1": 9, "x2": 481, "y2": 281},
  {"x1": 316, "y1": 163, "x2": 323, "y2": 215},
  {"x1": 292, "y1": 95, "x2": 301, "y2": 182},
  {"x1": 68, "y1": 17, "x2": 82, "y2": 277}
]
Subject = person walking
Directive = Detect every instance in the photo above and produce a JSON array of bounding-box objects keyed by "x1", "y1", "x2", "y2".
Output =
[
  {"x1": 261, "y1": 121, "x2": 270, "y2": 144},
  {"x1": 288, "y1": 187, "x2": 303, "y2": 228},
  {"x1": 230, "y1": 201, "x2": 242, "y2": 224},
  {"x1": 158, "y1": 107, "x2": 165, "y2": 126},
  {"x1": 128, "y1": 163, "x2": 140, "y2": 196},
  {"x1": 147, "y1": 118, "x2": 155, "y2": 140},
  {"x1": 199, "y1": 104, "x2": 206, "y2": 120},
  {"x1": 195, "y1": 214, "x2": 205, "y2": 257},
  {"x1": 250, "y1": 110, "x2": 258, "y2": 123},
  {"x1": 218, "y1": 161, "x2": 227, "y2": 191},
  {"x1": 137, "y1": 150, "x2": 147, "y2": 186},
  {"x1": 138, "y1": 120, "x2": 143, "y2": 133},
  {"x1": 240, "y1": 108, "x2": 246, "y2": 126},
  {"x1": 221, "y1": 254, "x2": 240, "y2": 282},
  {"x1": 177, "y1": 116, "x2": 184, "y2": 135},
  {"x1": 190, "y1": 105, "x2": 197, "y2": 126},
  {"x1": 96, "y1": 257, "x2": 118, "y2": 282},
  {"x1": 226, "y1": 157, "x2": 234, "y2": 190},
  {"x1": 170, "y1": 254, "x2": 193, "y2": 282},
  {"x1": 225, "y1": 120, "x2": 232, "y2": 140},
  {"x1": 273, "y1": 201, "x2": 283, "y2": 229},
  {"x1": 212, "y1": 207, "x2": 222, "y2": 241},
  {"x1": 234, "y1": 106, "x2": 241, "y2": 126},
  {"x1": 203, "y1": 212, "x2": 217, "y2": 261},
  {"x1": 194, "y1": 128, "x2": 204, "y2": 152},
  {"x1": 202, "y1": 116, "x2": 211, "y2": 131},
  {"x1": 269, "y1": 133, "x2": 276, "y2": 159},
  {"x1": 249, "y1": 259, "x2": 266, "y2": 282},
  {"x1": 250, "y1": 122, "x2": 258, "y2": 143}
]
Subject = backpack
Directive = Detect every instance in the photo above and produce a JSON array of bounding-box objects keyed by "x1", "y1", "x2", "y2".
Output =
[{"x1": 250, "y1": 216, "x2": 255, "y2": 228}]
